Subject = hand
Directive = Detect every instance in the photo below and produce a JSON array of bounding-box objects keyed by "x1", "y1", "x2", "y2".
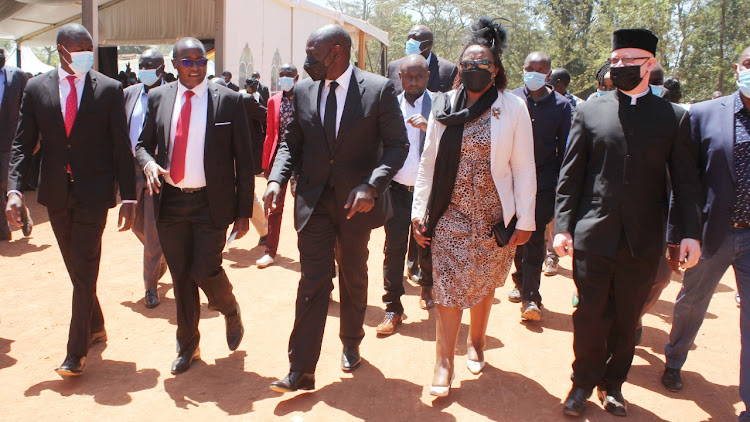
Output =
[
  {"x1": 263, "y1": 181, "x2": 282, "y2": 217},
  {"x1": 412, "y1": 218, "x2": 431, "y2": 247},
  {"x1": 553, "y1": 232, "x2": 574, "y2": 258},
  {"x1": 231, "y1": 217, "x2": 250, "y2": 240},
  {"x1": 117, "y1": 202, "x2": 136, "y2": 232},
  {"x1": 407, "y1": 114, "x2": 428, "y2": 131},
  {"x1": 508, "y1": 229, "x2": 532, "y2": 246},
  {"x1": 666, "y1": 244, "x2": 682, "y2": 274},
  {"x1": 679, "y1": 238, "x2": 701, "y2": 269},
  {"x1": 5, "y1": 192, "x2": 24, "y2": 228},
  {"x1": 344, "y1": 184, "x2": 376, "y2": 219},
  {"x1": 144, "y1": 161, "x2": 169, "y2": 196}
]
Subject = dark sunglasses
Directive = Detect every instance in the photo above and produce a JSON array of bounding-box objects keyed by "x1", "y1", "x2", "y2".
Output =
[
  {"x1": 179, "y1": 58, "x2": 208, "y2": 67},
  {"x1": 460, "y1": 59, "x2": 492, "y2": 70}
]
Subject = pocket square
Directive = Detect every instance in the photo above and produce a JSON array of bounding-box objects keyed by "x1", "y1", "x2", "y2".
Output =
[{"x1": 215, "y1": 122, "x2": 231, "y2": 126}]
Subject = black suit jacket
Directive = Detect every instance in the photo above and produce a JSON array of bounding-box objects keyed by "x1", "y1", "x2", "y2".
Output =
[
  {"x1": 269, "y1": 67, "x2": 409, "y2": 232},
  {"x1": 0, "y1": 65, "x2": 27, "y2": 152},
  {"x1": 8, "y1": 69, "x2": 136, "y2": 209},
  {"x1": 135, "y1": 80, "x2": 254, "y2": 226},
  {"x1": 387, "y1": 53, "x2": 458, "y2": 94},
  {"x1": 241, "y1": 93, "x2": 267, "y2": 175},
  {"x1": 258, "y1": 83, "x2": 270, "y2": 105},
  {"x1": 226, "y1": 81, "x2": 240, "y2": 92},
  {"x1": 555, "y1": 90, "x2": 702, "y2": 259}
]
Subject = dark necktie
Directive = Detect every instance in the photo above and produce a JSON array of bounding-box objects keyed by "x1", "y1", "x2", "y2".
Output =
[{"x1": 324, "y1": 81, "x2": 338, "y2": 151}]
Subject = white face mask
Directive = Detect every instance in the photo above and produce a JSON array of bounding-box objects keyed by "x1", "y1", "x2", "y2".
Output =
[
  {"x1": 139, "y1": 68, "x2": 161, "y2": 87},
  {"x1": 61, "y1": 46, "x2": 94, "y2": 77},
  {"x1": 650, "y1": 84, "x2": 664, "y2": 96},
  {"x1": 278, "y1": 76, "x2": 295, "y2": 92},
  {"x1": 523, "y1": 71, "x2": 548, "y2": 91},
  {"x1": 737, "y1": 68, "x2": 750, "y2": 97}
]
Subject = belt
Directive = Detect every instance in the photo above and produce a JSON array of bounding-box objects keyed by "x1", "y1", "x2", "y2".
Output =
[
  {"x1": 166, "y1": 184, "x2": 206, "y2": 194},
  {"x1": 390, "y1": 181, "x2": 414, "y2": 192},
  {"x1": 733, "y1": 222, "x2": 750, "y2": 229}
]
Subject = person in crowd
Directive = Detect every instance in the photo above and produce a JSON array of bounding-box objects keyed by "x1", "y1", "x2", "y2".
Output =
[
  {"x1": 508, "y1": 52, "x2": 572, "y2": 321},
  {"x1": 661, "y1": 46, "x2": 750, "y2": 422},
  {"x1": 554, "y1": 29, "x2": 702, "y2": 417},
  {"x1": 123, "y1": 49, "x2": 168, "y2": 309},
  {"x1": 5, "y1": 23, "x2": 137, "y2": 376},
  {"x1": 264, "y1": 24, "x2": 408, "y2": 393},
  {"x1": 387, "y1": 25, "x2": 458, "y2": 94},
  {"x1": 246, "y1": 78, "x2": 267, "y2": 107},
  {"x1": 649, "y1": 62, "x2": 665, "y2": 96},
  {"x1": 376, "y1": 54, "x2": 435, "y2": 336},
  {"x1": 136, "y1": 37, "x2": 250, "y2": 375},
  {"x1": 251, "y1": 71, "x2": 270, "y2": 104},
  {"x1": 586, "y1": 61, "x2": 614, "y2": 100},
  {"x1": 257, "y1": 63, "x2": 298, "y2": 268},
  {"x1": 662, "y1": 77, "x2": 683, "y2": 104},
  {"x1": 222, "y1": 71, "x2": 240, "y2": 92},
  {"x1": 713, "y1": 90, "x2": 724, "y2": 99},
  {"x1": 0, "y1": 47, "x2": 30, "y2": 241},
  {"x1": 550, "y1": 67, "x2": 584, "y2": 107},
  {"x1": 412, "y1": 17, "x2": 535, "y2": 397}
]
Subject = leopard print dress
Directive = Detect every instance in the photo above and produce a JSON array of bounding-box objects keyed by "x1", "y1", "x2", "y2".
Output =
[{"x1": 432, "y1": 110, "x2": 516, "y2": 310}]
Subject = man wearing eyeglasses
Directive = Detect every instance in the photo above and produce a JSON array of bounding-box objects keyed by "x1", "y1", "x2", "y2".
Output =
[
  {"x1": 135, "y1": 37, "x2": 253, "y2": 375},
  {"x1": 554, "y1": 29, "x2": 702, "y2": 416}
]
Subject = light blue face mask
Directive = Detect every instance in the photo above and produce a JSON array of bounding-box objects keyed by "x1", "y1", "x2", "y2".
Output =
[
  {"x1": 523, "y1": 71, "x2": 548, "y2": 91},
  {"x1": 597, "y1": 89, "x2": 613, "y2": 97},
  {"x1": 278, "y1": 76, "x2": 295, "y2": 92},
  {"x1": 139, "y1": 68, "x2": 161, "y2": 86},
  {"x1": 737, "y1": 68, "x2": 750, "y2": 97},
  {"x1": 61, "y1": 46, "x2": 94, "y2": 77},
  {"x1": 650, "y1": 84, "x2": 664, "y2": 97},
  {"x1": 404, "y1": 39, "x2": 424, "y2": 56}
]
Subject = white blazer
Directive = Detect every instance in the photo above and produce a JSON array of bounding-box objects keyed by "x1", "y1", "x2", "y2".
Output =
[{"x1": 412, "y1": 88, "x2": 537, "y2": 231}]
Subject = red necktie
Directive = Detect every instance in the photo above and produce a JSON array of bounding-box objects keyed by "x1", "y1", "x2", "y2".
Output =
[
  {"x1": 170, "y1": 90, "x2": 194, "y2": 184},
  {"x1": 64, "y1": 75, "x2": 77, "y2": 175}
]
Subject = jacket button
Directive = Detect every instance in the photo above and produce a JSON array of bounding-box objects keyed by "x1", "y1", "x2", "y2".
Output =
[
  {"x1": 65, "y1": 145, "x2": 71, "y2": 150},
  {"x1": 329, "y1": 160, "x2": 334, "y2": 165}
]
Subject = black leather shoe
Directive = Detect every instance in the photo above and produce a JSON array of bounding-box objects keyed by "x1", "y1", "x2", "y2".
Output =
[
  {"x1": 563, "y1": 386, "x2": 590, "y2": 416},
  {"x1": 21, "y1": 207, "x2": 33, "y2": 237},
  {"x1": 225, "y1": 305, "x2": 244, "y2": 351},
  {"x1": 56, "y1": 354, "x2": 85, "y2": 376},
  {"x1": 258, "y1": 235, "x2": 268, "y2": 246},
  {"x1": 89, "y1": 330, "x2": 107, "y2": 346},
  {"x1": 597, "y1": 387, "x2": 628, "y2": 416},
  {"x1": 171, "y1": 347, "x2": 200, "y2": 374},
  {"x1": 341, "y1": 346, "x2": 361, "y2": 372},
  {"x1": 269, "y1": 371, "x2": 315, "y2": 393},
  {"x1": 145, "y1": 289, "x2": 160, "y2": 308},
  {"x1": 662, "y1": 366, "x2": 683, "y2": 392}
]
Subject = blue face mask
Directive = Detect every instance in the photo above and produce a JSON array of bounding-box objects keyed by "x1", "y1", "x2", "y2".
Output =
[
  {"x1": 650, "y1": 84, "x2": 664, "y2": 97},
  {"x1": 523, "y1": 71, "x2": 548, "y2": 91},
  {"x1": 278, "y1": 76, "x2": 295, "y2": 92},
  {"x1": 597, "y1": 89, "x2": 613, "y2": 97},
  {"x1": 737, "y1": 68, "x2": 750, "y2": 97},
  {"x1": 139, "y1": 68, "x2": 161, "y2": 86},
  {"x1": 61, "y1": 46, "x2": 94, "y2": 77},
  {"x1": 404, "y1": 39, "x2": 424, "y2": 56}
]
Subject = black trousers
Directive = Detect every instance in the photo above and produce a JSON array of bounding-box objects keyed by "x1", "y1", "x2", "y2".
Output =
[
  {"x1": 382, "y1": 182, "x2": 433, "y2": 314},
  {"x1": 511, "y1": 188, "x2": 556, "y2": 304},
  {"x1": 571, "y1": 236, "x2": 658, "y2": 391},
  {"x1": 157, "y1": 184, "x2": 238, "y2": 353},
  {"x1": 289, "y1": 186, "x2": 371, "y2": 373},
  {"x1": 48, "y1": 189, "x2": 108, "y2": 358},
  {"x1": 0, "y1": 151, "x2": 10, "y2": 236}
]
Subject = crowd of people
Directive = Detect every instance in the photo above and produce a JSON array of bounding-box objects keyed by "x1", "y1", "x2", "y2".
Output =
[{"x1": 1, "y1": 16, "x2": 749, "y2": 420}]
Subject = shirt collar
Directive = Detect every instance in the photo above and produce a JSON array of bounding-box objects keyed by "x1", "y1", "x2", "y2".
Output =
[
  {"x1": 58, "y1": 66, "x2": 77, "y2": 82},
  {"x1": 177, "y1": 78, "x2": 208, "y2": 98},
  {"x1": 404, "y1": 91, "x2": 426, "y2": 108},
  {"x1": 619, "y1": 88, "x2": 650, "y2": 105},
  {"x1": 735, "y1": 91, "x2": 748, "y2": 115},
  {"x1": 523, "y1": 84, "x2": 555, "y2": 103},
  {"x1": 326, "y1": 63, "x2": 353, "y2": 93},
  {"x1": 426, "y1": 52, "x2": 434, "y2": 63}
]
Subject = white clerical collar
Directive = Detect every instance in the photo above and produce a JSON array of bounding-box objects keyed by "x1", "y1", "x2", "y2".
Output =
[{"x1": 621, "y1": 88, "x2": 650, "y2": 105}]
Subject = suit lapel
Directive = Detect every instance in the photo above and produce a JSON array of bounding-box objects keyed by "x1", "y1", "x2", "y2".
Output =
[
  {"x1": 335, "y1": 69, "x2": 364, "y2": 152},
  {"x1": 205, "y1": 82, "x2": 218, "y2": 155},
  {"x1": 721, "y1": 94, "x2": 736, "y2": 181},
  {"x1": 69, "y1": 72, "x2": 95, "y2": 137},
  {"x1": 160, "y1": 83, "x2": 178, "y2": 152},
  {"x1": 45, "y1": 70, "x2": 67, "y2": 134},
  {"x1": 420, "y1": 92, "x2": 432, "y2": 154},
  {"x1": 427, "y1": 54, "x2": 439, "y2": 90},
  {"x1": 310, "y1": 80, "x2": 330, "y2": 154}
]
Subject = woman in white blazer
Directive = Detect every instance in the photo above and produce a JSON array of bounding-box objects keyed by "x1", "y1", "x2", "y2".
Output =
[{"x1": 411, "y1": 18, "x2": 536, "y2": 397}]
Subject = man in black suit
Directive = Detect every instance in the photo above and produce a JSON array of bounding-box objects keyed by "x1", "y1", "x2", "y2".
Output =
[
  {"x1": 136, "y1": 37, "x2": 250, "y2": 375},
  {"x1": 221, "y1": 71, "x2": 240, "y2": 92},
  {"x1": 554, "y1": 29, "x2": 703, "y2": 416},
  {"x1": 264, "y1": 24, "x2": 408, "y2": 392},
  {"x1": 251, "y1": 71, "x2": 270, "y2": 104},
  {"x1": 124, "y1": 49, "x2": 168, "y2": 309},
  {"x1": 0, "y1": 48, "x2": 29, "y2": 241},
  {"x1": 5, "y1": 24, "x2": 137, "y2": 376},
  {"x1": 386, "y1": 25, "x2": 458, "y2": 94}
]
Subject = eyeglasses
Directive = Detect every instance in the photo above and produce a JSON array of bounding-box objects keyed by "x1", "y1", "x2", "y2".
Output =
[
  {"x1": 608, "y1": 57, "x2": 650, "y2": 66},
  {"x1": 178, "y1": 58, "x2": 208, "y2": 68},
  {"x1": 460, "y1": 59, "x2": 492, "y2": 70}
]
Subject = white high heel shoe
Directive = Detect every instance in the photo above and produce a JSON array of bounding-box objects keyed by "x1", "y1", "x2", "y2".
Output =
[
  {"x1": 467, "y1": 359, "x2": 485, "y2": 375},
  {"x1": 430, "y1": 372, "x2": 456, "y2": 397}
]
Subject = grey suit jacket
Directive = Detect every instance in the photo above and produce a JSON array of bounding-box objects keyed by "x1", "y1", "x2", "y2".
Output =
[
  {"x1": 0, "y1": 65, "x2": 27, "y2": 152},
  {"x1": 397, "y1": 90, "x2": 432, "y2": 155}
]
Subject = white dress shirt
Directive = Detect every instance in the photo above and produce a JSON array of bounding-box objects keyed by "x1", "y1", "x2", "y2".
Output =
[
  {"x1": 392, "y1": 92, "x2": 425, "y2": 187},
  {"x1": 128, "y1": 86, "x2": 148, "y2": 154},
  {"x1": 58, "y1": 67, "x2": 84, "y2": 118},
  {"x1": 164, "y1": 78, "x2": 208, "y2": 189},
  {"x1": 319, "y1": 63, "x2": 354, "y2": 137}
]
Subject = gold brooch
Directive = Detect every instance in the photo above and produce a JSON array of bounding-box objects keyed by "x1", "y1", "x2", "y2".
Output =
[{"x1": 491, "y1": 107, "x2": 502, "y2": 118}]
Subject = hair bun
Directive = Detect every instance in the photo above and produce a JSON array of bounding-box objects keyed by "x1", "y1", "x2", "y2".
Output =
[{"x1": 470, "y1": 17, "x2": 507, "y2": 52}]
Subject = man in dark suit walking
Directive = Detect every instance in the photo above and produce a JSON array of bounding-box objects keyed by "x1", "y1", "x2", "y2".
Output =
[
  {"x1": 136, "y1": 37, "x2": 250, "y2": 375},
  {"x1": 264, "y1": 24, "x2": 408, "y2": 392},
  {"x1": 5, "y1": 24, "x2": 137, "y2": 376},
  {"x1": 386, "y1": 25, "x2": 458, "y2": 94},
  {"x1": 0, "y1": 48, "x2": 29, "y2": 241},
  {"x1": 124, "y1": 48, "x2": 168, "y2": 309},
  {"x1": 221, "y1": 71, "x2": 240, "y2": 92},
  {"x1": 553, "y1": 29, "x2": 702, "y2": 416},
  {"x1": 661, "y1": 47, "x2": 750, "y2": 422},
  {"x1": 251, "y1": 71, "x2": 270, "y2": 104}
]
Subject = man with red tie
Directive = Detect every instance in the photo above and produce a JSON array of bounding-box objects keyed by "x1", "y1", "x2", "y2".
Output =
[
  {"x1": 136, "y1": 37, "x2": 252, "y2": 374},
  {"x1": 5, "y1": 24, "x2": 137, "y2": 376}
]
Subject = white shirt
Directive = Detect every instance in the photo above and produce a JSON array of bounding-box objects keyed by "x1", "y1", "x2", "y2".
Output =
[
  {"x1": 319, "y1": 63, "x2": 354, "y2": 137},
  {"x1": 621, "y1": 88, "x2": 650, "y2": 105},
  {"x1": 58, "y1": 67, "x2": 84, "y2": 118},
  {"x1": 164, "y1": 79, "x2": 209, "y2": 189},
  {"x1": 252, "y1": 92, "x2": 260, "y2": 102},
  {"x1": 393, "y1": 92, "x2": 425, "y2": 187},
  {"x1": 128, "y1": 86, "x2": 149, "y2": 154}
]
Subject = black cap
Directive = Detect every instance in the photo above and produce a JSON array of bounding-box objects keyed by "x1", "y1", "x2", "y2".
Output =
[{"x1": 612, "y1": 29, "x2": 658, "y2": 56}]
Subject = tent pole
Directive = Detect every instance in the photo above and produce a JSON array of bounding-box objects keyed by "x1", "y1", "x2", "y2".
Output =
[
  {"x1": 81, "y1": 0, "x2": 98, "y2": 70},
  {"x1": 358, "y1": 31, "x2": 366, "y2": 70}
]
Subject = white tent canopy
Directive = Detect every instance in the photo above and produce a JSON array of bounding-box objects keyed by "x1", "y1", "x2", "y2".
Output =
[{"x1": 6, "y1": 46, "x2": 55, "y2": 74}]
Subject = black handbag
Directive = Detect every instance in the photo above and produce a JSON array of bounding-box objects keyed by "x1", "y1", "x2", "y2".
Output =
[{"x1": 491, "y1": 215, "x2": 518, "y2": 247}]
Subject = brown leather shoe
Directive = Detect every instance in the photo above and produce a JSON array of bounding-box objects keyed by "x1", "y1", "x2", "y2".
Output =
[
  {"x1": 376, "y1": 312, "x2": 403, "y2": 336},
  {"x1": 419, "y1": 287, "x2": 435, "y2": 310}
]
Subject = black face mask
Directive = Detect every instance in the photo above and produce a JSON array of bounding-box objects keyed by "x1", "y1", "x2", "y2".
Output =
[
  {"x1": 610, "y1": 65, "x2": 644, "y2": 92},
  {"x1": 461, "y1": 68, "x2": 493, "y2": 93},
  {"x1": 304, "y1": 48, "x2": 334, "y2": 82}
]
